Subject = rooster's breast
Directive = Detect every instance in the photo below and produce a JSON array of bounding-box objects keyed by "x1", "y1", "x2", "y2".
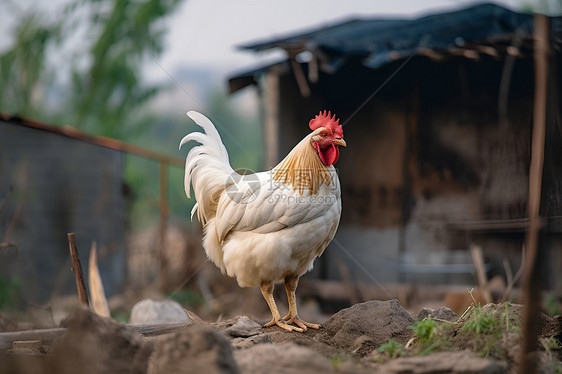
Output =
[{"x1": 215, "y1": 172, "x2": 341, "y2": 288}]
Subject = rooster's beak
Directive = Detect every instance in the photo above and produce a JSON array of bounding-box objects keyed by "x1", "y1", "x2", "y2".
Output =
[{"x1": 334, "y1": 138, "x2": 347, "y2": 147}]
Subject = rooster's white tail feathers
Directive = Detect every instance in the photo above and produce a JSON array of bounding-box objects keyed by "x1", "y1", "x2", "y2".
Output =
[{"x1": 180, "y1": 111, "x2": 234, "y2": 224}]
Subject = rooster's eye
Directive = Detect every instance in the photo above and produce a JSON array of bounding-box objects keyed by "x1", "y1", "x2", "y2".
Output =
[{"x1": 321, "y1": 132, "x2": 327, "y2": 137}]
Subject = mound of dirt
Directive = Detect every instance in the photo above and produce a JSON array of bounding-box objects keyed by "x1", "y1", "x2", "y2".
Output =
[
  {"x1": 50, "y1": 306, "x2": 152, "y2": 374},
  {"x1": 148, "y1": 326, "x2": 238, "y2": 374},
  {"x1": 321, "y1": 299, "x2": 415, "y2": 356}
]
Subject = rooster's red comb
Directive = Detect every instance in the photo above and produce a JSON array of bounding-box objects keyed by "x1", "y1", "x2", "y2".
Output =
[{"x1": 309, "y1": 110, "x2": 343, "y2": 137}]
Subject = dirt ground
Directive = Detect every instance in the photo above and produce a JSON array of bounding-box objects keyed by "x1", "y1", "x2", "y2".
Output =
[{"x1": 0, "y1": 299, "x2": 561, "y2": 374}]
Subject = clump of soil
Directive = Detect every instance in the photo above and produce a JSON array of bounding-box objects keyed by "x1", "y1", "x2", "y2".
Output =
[{"x1": 321, "y1": 299, "x2": 416, "y2": 356}]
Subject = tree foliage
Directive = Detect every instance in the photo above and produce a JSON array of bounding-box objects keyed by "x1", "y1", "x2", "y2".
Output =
[
  {"x1": 0, "y1": 0, "x2": 182, "y2": 140},
  {"x1": 0, "y1": 12, "x2": 60, "y2": 118}
]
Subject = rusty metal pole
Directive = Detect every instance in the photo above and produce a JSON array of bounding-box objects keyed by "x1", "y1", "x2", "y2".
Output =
[
  {"x1": 158, "y1": 162, "x2": 170, "y2": 290},
  {"x1": 520, "y1": 14, "x2": 549, "y2": 374}
]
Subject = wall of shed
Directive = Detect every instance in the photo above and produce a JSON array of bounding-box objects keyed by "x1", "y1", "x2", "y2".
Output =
[
  {"x1": 267, "y1": 55, "x2": 551, "y2": 287},
  {"x1": 0, "y1": 121, "x2": 127, "y2": 305}
]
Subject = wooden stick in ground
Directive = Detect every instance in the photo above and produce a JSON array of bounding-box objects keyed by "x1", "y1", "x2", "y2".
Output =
[
  {"x1": 88, "y1": 241, "x2": 110, "y2": 317},
  {"x1": 67, "y1": 233, "x2": 90, "y2": 306},
  {"x1": 158, "y1": 162, "x2": 170, "y2": 291},
  {"x1": 470, "y1": 244, "x2": 492, "y2": 304},
  {"x1": 520, "y1": 13, "x2": 549, "y2": 374}
]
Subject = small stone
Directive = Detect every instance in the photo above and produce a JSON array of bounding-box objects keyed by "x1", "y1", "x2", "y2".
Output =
[
  {"x1": 129, "y1": 299, "x2": 191, "y2": 324},
  {"x1": 11, "y1": 340, "x2": 44, "y2": 354},
  {"x1": 416, "y1": 306, "x2": 458, "y2": 322},
  {"x1": 225, "y1": 316, "x2": 262, "y2": 338}
]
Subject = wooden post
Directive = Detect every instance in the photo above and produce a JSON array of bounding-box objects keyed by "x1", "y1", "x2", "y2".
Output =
[
  {"x1": 288, "y1": 53, "x2": 311, "y2": 97},
  {"x1": 520, "y1": 14, "x2": 549, "y2": 374},
  {"x1": 470, "y1": 244, "x2": 492, "y2": 304},
  {"x1": 158, "y1": 162, "x2": 170, "y2": 290},
  {"x1": 398, "y1": 82, "x2": 419, "y2": 282},
  {"x1": 263, "y1": 68, "x2": 280, "y2": 169},
  {"x1": 67, "y1": 233, "x2": 89, "y2": 306}
]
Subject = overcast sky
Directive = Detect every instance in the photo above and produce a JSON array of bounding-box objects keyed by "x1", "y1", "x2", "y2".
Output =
[
  {"x1": 156, "y1": 0, "x2": 522, "y2": 81},
  {"x1": 1, "y1": 0, "x2": 528, "y2": 112},
  {"x1": 1, "y1": 0, "x2": 526, "y2": 81}
]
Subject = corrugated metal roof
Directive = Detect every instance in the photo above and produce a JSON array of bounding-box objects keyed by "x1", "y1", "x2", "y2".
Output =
[
  {"x1": 240, "y1": 3, "x2": 533, "y2": 70},
  {"x1": 229, "y1": 3, "x2": 562, "y2": 92}
]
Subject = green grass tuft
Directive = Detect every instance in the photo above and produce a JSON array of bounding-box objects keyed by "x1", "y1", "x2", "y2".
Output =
[{"x1": 378, "y1": 338, "x2": 406, "y2": 358}]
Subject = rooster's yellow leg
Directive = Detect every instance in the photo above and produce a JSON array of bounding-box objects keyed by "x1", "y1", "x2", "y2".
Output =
[
  {"x1": 260, "y1": 281, "x2": 303, "y2": 332},
  {"x1": 282, "y1": 274, "x2": 320, "y2": 331}
]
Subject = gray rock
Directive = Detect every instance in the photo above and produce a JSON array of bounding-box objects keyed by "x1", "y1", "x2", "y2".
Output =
[
  {"x1": 234, "y1": 342, "x2": 335, "y2": 374},
  {"x1": 322, "y1": 299, "x2": 415, "y2": 355},
  {"x1": 129, "y1": 299, "x2": 191, "y2": 324},
  {"x1": 148, "y1": 326, "x2": 239, "y2": 374},
  {"x1": 375, "y1": 350, "x2": 508, "y2": 374},
  {"x1": 225, "y1": 316, "x2": 262, "y2": 338},
  {"x1": 416, "y1": 306, "x2": 458, "y2": 322}
]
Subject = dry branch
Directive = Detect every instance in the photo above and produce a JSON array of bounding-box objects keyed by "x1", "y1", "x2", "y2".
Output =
[
  {"x1": 67, "y1": 233, "x2": 90, "y2": 307},
  {"x1": 470, "y1": 244, "x2": 492, "y2": 304},
  {"x1": 88, "y1": 241, "x2": 110, "y2": 317}
]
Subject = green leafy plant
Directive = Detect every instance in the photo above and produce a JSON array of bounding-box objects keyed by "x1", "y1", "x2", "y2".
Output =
[
  {"x1": 410, "y1": 318, "x2": 437, "y2": 342},
  {"x1": 378, "y1": 338, "x2": 406, "y2": 358}
]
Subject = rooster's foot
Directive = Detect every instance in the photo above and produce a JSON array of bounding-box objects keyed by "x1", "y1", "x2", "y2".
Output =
[
  {"x1": 264, "y1": 318, "x2": 304, "y2": 333},
  {"x1": 282, "y1": 314, "x2": 320, "y2": 331}
]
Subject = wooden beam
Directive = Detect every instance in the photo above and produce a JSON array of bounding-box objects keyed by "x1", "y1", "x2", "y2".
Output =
[
  {"x1": 67, "y1": 233, "x2": 90, "y2": 307},
  {"x1": 520, "y1": 14, "x2": 549, "y2": 374},
  {"x1": 0, "y1": 113, "x2": 184, "y2": 168},
  {"x1": 0, "y1": 322, "x2": 192, "y2": 351}
]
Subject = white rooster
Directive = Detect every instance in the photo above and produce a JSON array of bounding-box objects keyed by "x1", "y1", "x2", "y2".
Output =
[{"x1": 179, "y1": 110, "x2": 346, "y2": 332}]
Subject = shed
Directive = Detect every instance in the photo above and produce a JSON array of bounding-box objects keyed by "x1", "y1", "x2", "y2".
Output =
[
  {"x1": 229, "y1": 4, "x2": 562, "y2": 289},
  {"x1": 0, "y1": 115, "x2": 127, "y2": 304}
]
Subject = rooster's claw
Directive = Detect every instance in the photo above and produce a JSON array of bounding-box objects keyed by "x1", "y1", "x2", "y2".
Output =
[{"x1": 264, "y1": 319, "x2": 304, "y2": 333}]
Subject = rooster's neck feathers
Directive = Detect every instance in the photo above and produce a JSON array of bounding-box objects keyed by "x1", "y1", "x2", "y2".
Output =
[{"x1": 272, "y1": 134, "x2": 331, "y2": 195}]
